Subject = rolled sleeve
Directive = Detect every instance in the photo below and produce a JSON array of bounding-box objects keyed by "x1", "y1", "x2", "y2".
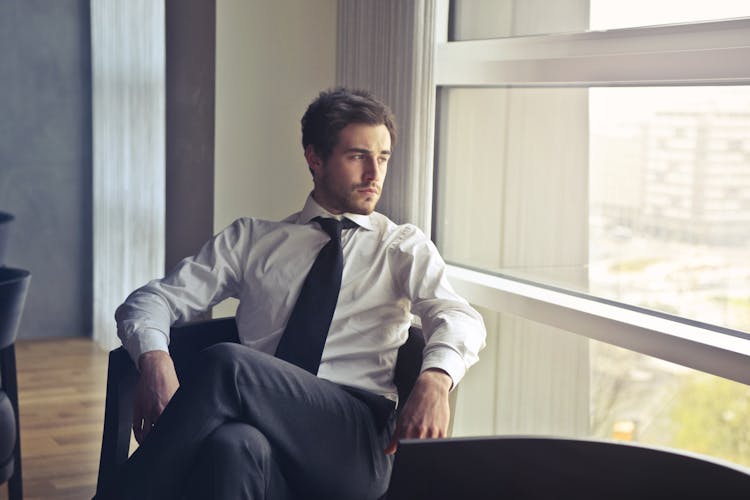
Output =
[
  {"x1": 115, "y1": 219, "x2": 248, "y2": 366},
  {"x1": 421, "y1": 346, "x2": 466, "y2": 389},
  {"x1": 122, "y1": 327, "x2": 170, "y2": 369},
  {"x1": 391, "y1": 225, "x2": 487, "y2": 388}
]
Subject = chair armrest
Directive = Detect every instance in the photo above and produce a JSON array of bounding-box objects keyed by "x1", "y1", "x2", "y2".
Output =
[{"x1": 96, "y1": 346, "x2": 138, "y2": 496}]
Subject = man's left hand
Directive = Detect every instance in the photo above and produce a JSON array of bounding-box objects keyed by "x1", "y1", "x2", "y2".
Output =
[{"x1": 385, "y1": 368, "x2": 452, "y2": 455}]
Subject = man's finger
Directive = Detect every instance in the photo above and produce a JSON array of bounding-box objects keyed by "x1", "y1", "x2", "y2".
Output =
[
  {"x1": 141, "y1": 417, "x2": 153, "y2": 442},
  {"x1": 133, "y1": 420, "x2": 143, "y2": 444},
  {"x1": 384, "y1": 436, "x2": 398, "y2": 455},
  {"x1": 384, "y1": 419, "x2": 406, "y2": 455}
]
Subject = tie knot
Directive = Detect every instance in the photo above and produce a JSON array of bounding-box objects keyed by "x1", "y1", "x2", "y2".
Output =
[{"x1": 314, "y1": 217, "x2": 343, "y2": 239}]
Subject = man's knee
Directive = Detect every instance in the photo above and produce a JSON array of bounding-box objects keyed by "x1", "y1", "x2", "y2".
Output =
[
  {"x1": 200, "y1": 342, "x2": 245, "y2": 364},
  {"x1": 203, "y1": 422, "x2": 273, "y2": 470},
  {"x1": 188, "y1": 423, "x2": 283, "y2": 500}
]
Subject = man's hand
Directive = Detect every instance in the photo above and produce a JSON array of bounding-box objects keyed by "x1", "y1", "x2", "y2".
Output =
[
  {"x1": 132, "y1": 350, "x2": 180, "y2": 444},
  {"x1": 385, "y1": 368, "x2": 452, "y2": 455}
]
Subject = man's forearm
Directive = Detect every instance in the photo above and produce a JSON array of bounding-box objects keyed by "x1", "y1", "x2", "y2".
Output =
[
  {"x1": 138, "y1": 349, "x2": 173, "y2": 371},
  {"x1": 419, "y1": 367, "x2": 453, "y2": 391}
]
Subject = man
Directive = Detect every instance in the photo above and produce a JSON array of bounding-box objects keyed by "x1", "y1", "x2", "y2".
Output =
[{"x1": 99, "y1": 88, "x2": 485, "y2": 499}]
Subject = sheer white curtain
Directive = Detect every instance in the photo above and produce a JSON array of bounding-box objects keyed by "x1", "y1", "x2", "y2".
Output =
[
  {"x1": 442, "y1": 88, "x2": 591, "y2": 437},
  {"x1": 91, "y1": 0, "x2": 166, "y2": 350},
  {"x1": 336, "y1": 0, "x2": 437, "y2": 231}
]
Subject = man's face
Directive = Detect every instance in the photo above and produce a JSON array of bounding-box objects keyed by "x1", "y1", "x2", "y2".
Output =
[{"x1": 308, "y1": 123, "x2": 391, "y2": 215}]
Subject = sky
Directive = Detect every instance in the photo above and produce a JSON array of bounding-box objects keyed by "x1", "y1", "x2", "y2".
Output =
[{"x1": 589, "y1": 0, "x2": 750, "y2": 31}]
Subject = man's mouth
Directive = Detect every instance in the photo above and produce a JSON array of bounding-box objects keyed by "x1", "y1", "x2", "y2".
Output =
[{"x1": 356, "y1": 186, "x2": 379, "y2": 195}]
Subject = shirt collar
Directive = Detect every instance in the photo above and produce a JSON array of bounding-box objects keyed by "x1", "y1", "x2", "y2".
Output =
[{"x1": 297, "y1": 194, "x2": 375, "y2": 231}]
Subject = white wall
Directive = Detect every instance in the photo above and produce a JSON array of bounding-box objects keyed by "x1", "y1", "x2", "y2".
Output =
[
  {"x1": 213, "y1": 0, "x2": 337, "y2": 316},
  {"x1": 214, "y1": 0, "x2": 337, "y2": 226}
]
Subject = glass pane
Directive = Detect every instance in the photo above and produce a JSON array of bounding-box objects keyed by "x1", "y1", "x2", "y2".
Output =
[
  {"x1": 591, "y1": 339, "x2": 750, "y2": 468},
  {"x1": 450, "y1": 0, "x2": 750, "y2": 41},
  {"x1": 450, "y1": 0, "x2": 589, "y2": 40},
  {"x1": 453, "y1": 306, "x2": 750, "y2": 468},
  {"x1": 434, "y1": 86, "x2": 750, "y2": 334},
  {"x1": 589, "y1": 87, "x2": 750, "y2": 333}
]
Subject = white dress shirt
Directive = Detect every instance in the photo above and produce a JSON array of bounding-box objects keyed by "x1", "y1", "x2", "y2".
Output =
[{"x1": 116, "y1": 195, "x2": 486, "y2": 402}]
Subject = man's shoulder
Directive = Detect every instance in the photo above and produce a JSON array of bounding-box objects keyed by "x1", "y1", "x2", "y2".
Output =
[
  {"x1": 280, "y1": 211, "x2": 302, "y2": 224},
  {"x1": 369, "y1": 212, "x2": 427, "y2": 244},
  {"x1": 218, "y1": 216, "x2": 298, "y2": 239}
]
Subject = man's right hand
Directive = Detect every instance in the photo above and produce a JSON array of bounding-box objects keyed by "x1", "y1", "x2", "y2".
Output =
[{"x1": 133, "y1": 350, "x2": 180, "y2": 444}]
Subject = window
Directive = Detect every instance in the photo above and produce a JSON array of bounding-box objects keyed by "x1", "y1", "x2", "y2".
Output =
[
  {"x1": 437, "y1": 86, "x2": 750, "y2": 331},
  {"x1": 435, "y1": 1, "x2": 750, "y2": 466}
]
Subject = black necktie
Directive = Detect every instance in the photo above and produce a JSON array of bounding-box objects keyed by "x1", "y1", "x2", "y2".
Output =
[{"x1": 275, "y1": 217, "x2": 344, "y2": 374}]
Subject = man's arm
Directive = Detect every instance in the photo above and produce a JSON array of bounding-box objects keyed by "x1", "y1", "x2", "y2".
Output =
[
  {"x1": 117, "y1": 220, "x2": 246, "y2": 363},
  {"x1": 389, "y1": 225, "x2": 486, "y2": 386},
  {"x1": 384, "y1": 368, "x2": 452, "y2": 455},
  {"x1": 117, "y1": 219, "x2": 248, "y2": 441},
  {"x1": 132, "y1": 351, "x2": 180, "y2": 443},
  {"x1": 387, "y1": 225, "x2": 487, "y2": 452}
]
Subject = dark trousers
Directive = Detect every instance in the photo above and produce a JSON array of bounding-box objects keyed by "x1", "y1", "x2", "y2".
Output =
[{"x1": 98, "y1": 343, "x2": 396, "y2": 500}]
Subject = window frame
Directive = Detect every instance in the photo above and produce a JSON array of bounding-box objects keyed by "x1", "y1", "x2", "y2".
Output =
[
  {"x1": 437, "y1": 17, "x2": 750, "y2": 87},
  {"x1": 433, "y1": 0, "x2": 750, "y2": 386}
]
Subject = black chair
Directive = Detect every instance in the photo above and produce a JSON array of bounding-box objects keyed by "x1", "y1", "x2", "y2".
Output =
[
  {"x1": 387, "y1": 435, "x2": 750, "y2": 499},
  {"x1": 0, "y1": 212, "x2": 13, "y2": 267},
  {"x1": 0, "y1": 267, "x2": 31, "y2": 500},
  {"x1": 96, "y1": 317, "x2": 425, "y2": 495}
]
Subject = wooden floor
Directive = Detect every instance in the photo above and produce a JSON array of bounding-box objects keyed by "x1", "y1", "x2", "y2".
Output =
[{"x1": 0, "y1": 338, "x2": 109, "y2": 500}]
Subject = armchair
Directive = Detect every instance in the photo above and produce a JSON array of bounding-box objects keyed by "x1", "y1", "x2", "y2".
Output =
[
  {"x1": 96, "y1": 318, "x2": 425, "y2": 496},
  {"x1": 0, "y1": 266, "x2": 31, "y2": 500}
]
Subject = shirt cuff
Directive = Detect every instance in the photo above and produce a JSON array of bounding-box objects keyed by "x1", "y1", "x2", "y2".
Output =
[
  {"x1": 123, "y1": 327, "x2": 170, "y2": 369},
  {"x1": 420, "y1": 347, "x2": 467, "y2": 391}
]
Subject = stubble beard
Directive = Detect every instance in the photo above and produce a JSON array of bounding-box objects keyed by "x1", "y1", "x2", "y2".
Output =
[{"x1": 348, "y1": 184, "x2": 381, "y2": 215}]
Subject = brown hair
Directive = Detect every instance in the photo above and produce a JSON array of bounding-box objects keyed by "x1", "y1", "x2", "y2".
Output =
[{"x1": 301, "y1": 87, "x2": 397, "y2": 162}]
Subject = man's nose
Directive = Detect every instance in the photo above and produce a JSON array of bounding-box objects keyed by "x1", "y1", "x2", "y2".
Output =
[{"x1": 363, "y1": 156, "x2": 379, "y2": 181}]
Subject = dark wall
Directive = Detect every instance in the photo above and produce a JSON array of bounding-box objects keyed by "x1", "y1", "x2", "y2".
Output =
[
  {"x1": 165, "y1": 0, "x2": 216, "y2": 272},
  {"x1": 0, "y1": 0, "x2": 92, "y2": 339}
]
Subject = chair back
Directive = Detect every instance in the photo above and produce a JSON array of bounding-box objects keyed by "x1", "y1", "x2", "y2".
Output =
[
  {"x1": 0, "y1": 268, "x2": 30, "y2": 350},
  {"x1": 0, "y1": 212, "x2": 13, "y2": 267},
  {"x1": 168, "y1": 317, "x2": 240, "y2": 380},
  {"x1": 0, "y1": 265, "x2": 27, "y2": 500}
]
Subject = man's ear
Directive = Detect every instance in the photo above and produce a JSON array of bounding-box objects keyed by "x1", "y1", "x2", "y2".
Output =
[{"x1": 305, "y1": 145, "x2": 324, "y2": 178}]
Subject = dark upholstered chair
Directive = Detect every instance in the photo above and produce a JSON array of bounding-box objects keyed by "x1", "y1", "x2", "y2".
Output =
[
  {"x1": 0, "y1": 212, "x2": 14, "y2": 267},
  {"x1": 96, "y1": 317, "x2": 425, "y2": 496},
  {"x1": 0, "y1": 266, "x2": 31, "y2": 500},
  {"x1": 387, "y1": 435, "x2": 750, "y2": 499}
]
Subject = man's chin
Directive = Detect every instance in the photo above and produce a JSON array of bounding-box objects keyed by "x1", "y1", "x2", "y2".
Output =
[
  {"x1": 345, "y1": 196, "x2": 379, "y2": 215},
  {"x1": 347, "y1": 202, "x2": 377, "y2": 215},
  {"x1": 348, "y1": 207, "x2": 376, "y2": 216}
]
